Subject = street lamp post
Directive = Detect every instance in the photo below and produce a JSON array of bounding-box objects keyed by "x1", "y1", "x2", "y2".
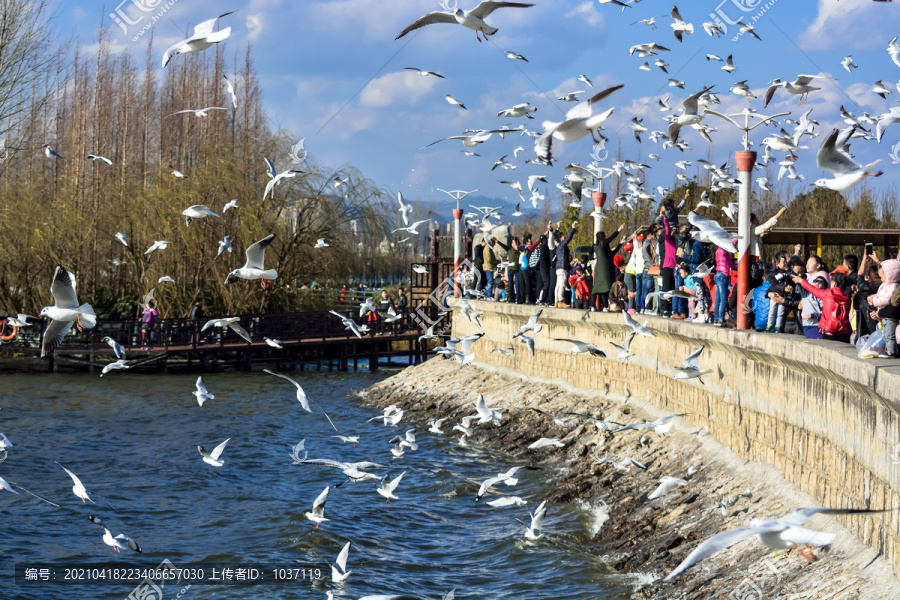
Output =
[
  {"x1": 703, "y1": 108, "x2": 790, "y2": 330},
  {"x1": 437, "y1": 188, "x2": 478, "y2": 297},
  {"x1": 583, "y1": 144, "x2": 615, "y2": 239}
]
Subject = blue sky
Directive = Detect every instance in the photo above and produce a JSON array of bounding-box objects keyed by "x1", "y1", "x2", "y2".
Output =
[{"x1": 65, "y1": 0, "x2": 900, "y2": 219}]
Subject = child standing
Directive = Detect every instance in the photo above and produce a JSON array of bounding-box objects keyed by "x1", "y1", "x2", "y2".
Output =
[{"x1": 867, "y1": 257, "x2": 899, "y2": 357}]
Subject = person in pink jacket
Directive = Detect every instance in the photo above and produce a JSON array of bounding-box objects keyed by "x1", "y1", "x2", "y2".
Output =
[
  {"x1": 713, "y1": 245, "x2": 733, "y2": 326},
  {"x1": 868, "y1": 255, "x2": 899, "y2": 309}
]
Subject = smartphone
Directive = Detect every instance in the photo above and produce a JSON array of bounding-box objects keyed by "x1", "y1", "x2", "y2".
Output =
[{"x1": 865, "y1": 242, "x2": 874, "y2": 257}]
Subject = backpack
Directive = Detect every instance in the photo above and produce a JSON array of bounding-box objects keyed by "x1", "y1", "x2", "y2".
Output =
[
  {"x1": 519, "y1": 251, "x2": 529, "y2": 271},
  {"x1": 528, "y1": 246, "x2": 541, "y2": 269}
]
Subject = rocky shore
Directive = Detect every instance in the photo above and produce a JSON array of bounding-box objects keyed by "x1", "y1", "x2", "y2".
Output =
[{"x1": 363, "y1": 358, "x2": 896, "y2": 600}]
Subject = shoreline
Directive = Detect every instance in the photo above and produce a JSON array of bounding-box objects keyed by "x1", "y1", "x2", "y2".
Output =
[{"x1": 362, "y1": 357, "x2": 897, "y2": 600}]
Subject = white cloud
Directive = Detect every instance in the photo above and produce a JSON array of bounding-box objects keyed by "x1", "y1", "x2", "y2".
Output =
[
  {"x1": 359, "y1": 71, "x2": 439, "y2": 108},
  {"x1": 799, "y1": 1, "x2": 892, "y2": 51},
  {"x1": 565, "y1": 2, "x2": 604, "y2": 28},
  {"x1": 246, "y1": 14, "x2": 264, "y2": 41}
]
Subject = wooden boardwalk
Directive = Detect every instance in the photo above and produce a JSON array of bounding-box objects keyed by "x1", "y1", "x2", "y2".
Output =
[{"x1": 1, "y1": 308, "x2": 437, "y2": 373}]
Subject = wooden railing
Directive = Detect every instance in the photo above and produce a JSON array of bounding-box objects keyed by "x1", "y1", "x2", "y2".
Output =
[{"x1": 9, "y1": 306, "x2": 423, "y2": 354}]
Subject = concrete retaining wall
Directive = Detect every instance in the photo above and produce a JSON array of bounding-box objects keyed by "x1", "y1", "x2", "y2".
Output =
[{"x1": 453, "y1": 301, "x2": 900, "y2": 575}]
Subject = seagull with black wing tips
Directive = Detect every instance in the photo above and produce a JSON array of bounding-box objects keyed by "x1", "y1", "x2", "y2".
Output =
[
  {"x1": 764, "y1": 75, "x2": 828, "y2": 107},
  {"x1": 669, "y1": 5, "x2": 693, "y2": 42},
  {"x1": 505, "y1": 50, "x2": 527, "y2": 61},
  {"x1": 331, "y1": 542, "x2": 352, "y2": 583},
  {"x1": 515, "y1": 500, "x2": 547, "y2": 540},
  {"x1": 40, "y1": 267, "x2": 96, "y2": 357},
  {"x1": 395, "y1": 1, "x2": 535, "y2": 42},
  {"x1": 396, "y1": 192, "x2": 413, "y2": 226},
  {"x1": 101, "y1": 336, "x2": 125, "y2": 359},
  {"x1": 296, "y1": 458, "x2": 384, "y2": 482},
  {"x1": 198, "y1": 438, "x2": 230, "y2": 468},
  {"x1": 224, "y1": 234, "x2": 277, "y2": 286},
  {"x1": 553, "y1": 338, "x2": 606, "y2": 357},
  {"x1": 101, "y1": 527, "x2": 142, "y2": 553},
  {"x1": 593, "y1": 454, "x2": 647, "y2": 471},
  {"x1": 512, "y1": 309, "x2": 543, "y2": 338},
  {"x1": 648, "y1": 476, "x2": 689, "y2": 500},
  {"x1": 534, "y1": 84, "x2": 624, "y2": 165},
  {"x1": 162, "y1": 11, "x2": 234, "y2": 67},
  {"x1": 201, "y1": 317, "x2": 252, "y2": 344},
  {"x1": 306, "y1": 483, "x2": 343, "y2": 528},
  {"x1": 87, "y1": 154, "x2": 112, "y2": 165},
  {"x1": 404, "y1": 67, "x2": 446, "y2": 79},
  {"x1": 377, "y1": 471, "x2": 406, "y2": 502},
  {"x1": 664, "y1": 507, "x2": 893, "y2": 581},
  {"x1": 668, "y1": 86, "x2": 714, "y2": 144},
  {"x1": 100, "y1": 360, "x2": 130, "y2": 377},
  {"x1": 44, "y1": 144, "x2": 63, "y2": 159},
  {"x1": 519, "y1": 334, "x2": 535, "y2": 357},
  {"x1": 445, "y1": 94, "x2": 467, "y2": 110},
  {"x1": 812, "y1": 127, "x2": 882, "y2": 192},
  {"x1": 673, "y1": 346, "x2": 714, "y2": 383},
  {"x1": 392, "y1": 219, "x2": 431, "y2": 236}
]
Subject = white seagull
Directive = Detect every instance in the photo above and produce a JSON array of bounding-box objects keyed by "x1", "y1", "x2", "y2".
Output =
[
  {"x1": 553, "y1": 338, "x2": 606, "y2": 358},
  {"x1": 613, "y1": 414, "x2": 687, "y2": 436},
  {"x1": 223, "y1": 199, "x2": 239, "y2": 213},
  {"x1": 182, "y1": 205, "x2": 219, "y2": 226},
  {"x1": 201, "y1": 317, "x2": 252, "y2": 344},
  {"x1": 315, "y1": 238, "x2": 329, "y2": 249},
  {"x1": 87, "y1": 154, "x2": 112, "y2": 165},
  {"x1": 100, "y1": 359, "x2": 130, "y2": 377},
  {"x1": 397, "y1": 192, "x2": 413, "y2": 225},
  {"x1": 395, "y1": 1, "x2": 536, "y2": 42},
  {"x1": 512, "y1": 309, "x2": 543, "y2": 338},
  {"x1": 158, "y1": 276, "x2": 175, "y2": 283},
  {"x1": 476, "y1": 466, "x2": 529, "y2": 501},
  {"x1": 515, "y1": 500, "x2": 547, "y2": 540},
  {"x1": 224, "y1": 234, "x2": 277, "y2": 286},
  {"x1": 56, "y1": 462, "x2": 93, "y2": 503},
  {"x1": 223, "y1": 73, "x2": 237, "y2": 108},
  {"x1": 101, "y1": 336, "x2": 125, "y2": 359},
  {"x1": 265, "y1": 338, "x2": 283, "y2": 349},
  {"x1": 673, "y1": 346, "x2": 713, "y2": 383},
  {"x1": 812, "y1": 127, "x2": 882, "y2": 192},
  {"x1": 445, "y1": 94, "x2": 467, "y2": 110},
  {"x1": 648, "y1": 476, "x2": 688, "y2": 500},
  {"x1": 102, "y1": 528, "x2": 141, "y2": 553},
  {"x1": 528, "y1": 438, "x2": 565, "y2": 449},
  {"x1": 764, "y1": 75, "x2": 827, "y2": 108},
  {"x1": 305, "y1": 484, "x2": 340, "y2": 528},
  {"x1": 668, "y1": 86, "x2": 713, "y2": 143},
  {"x1": 198, "y1": 438, "x2": 230, "y2": 468},
  {"x1": 474, "y1": 393, "x2": 502, "y2": 425},
  {"x1": 114, "y1": 232, "x2": 128, "y2": 247},
  {"x1": 329, "y1": 310, "x2": 363, "y2": 339},
  {"x1": 162, "y1": 11, "x2": 234, "y2": 67},
  {"x1": 534, "y1": 85, "x2": 625, "y2": 164},
  {"x1": 623, "y1": 310, "x2": 654, "y2": 338},
  {"x1": 664, "y1": 507, "x2": 889, "y2": 581},
  {"x1": 331, "y1": 542, "x2": 353, "y2": 583},
  {"x1": 169, "y1": 107, "x2": 228, "y2": 118},
  {"x1": 218, "y1": 236, "x2": 232, "y2": 257},
  {"x1": 377, "y1": 471, "x2": 406, "y2": 502},
  {"x1": 193, "y1": 376, "x2": 214, "y2": 406},
  {"x1": 40, "y1": 267, "x2": 96, "y2": 357},
  {"x1": 669, "y1": 6, "x2": 693, "y2": 42},
  {"x1": 263, "y1": 369, "x2": 311, "y2": 412}
]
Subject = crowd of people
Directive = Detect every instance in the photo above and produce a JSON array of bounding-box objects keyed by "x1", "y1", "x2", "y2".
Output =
[{"x1": 459, "y1": 196, "x2": 899, "y2": 358}]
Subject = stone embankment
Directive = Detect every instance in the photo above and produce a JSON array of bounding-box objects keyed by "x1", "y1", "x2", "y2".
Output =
[{"x1": 362, "y1": 301, "x2": 900, "y2": 599}]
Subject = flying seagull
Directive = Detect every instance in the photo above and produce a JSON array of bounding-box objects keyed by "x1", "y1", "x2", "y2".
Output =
[
  {"x1": 673, "y1": 346, "x2": 714, "y2": 383},
  {"x1": 201, "y1": 317, "x2": 252, "y2": 344},
  {"x1": 404, "y1": 67, "x2": 446, "y2": 79},
  {"x1": 169, "y1": 107, "x2": 228, "y2": 118},
  {"x1": 395, "y1": 1, "x2": 536, "y2": 42},
  {"x1": 193, "y1": 376, "x2": 214, "y2": 406},
  {"x1": 162, "y1": 11, "x2": 234, "y2": 67},
  {"x1": 198, "y1": 438, "x2": 230, "y2": 468},
  {"x1": 224, "y1": 234, "x2": 277, "y2": 286},
  {"x1": 182, "y1": 204, "x2": 220, "y2": 226},
  {"x1": 87, "y1": 154, "x2": 112, "y2": 165},
  {"x1": 263, "y1": 369, "x2": 311, "y2": 412},
  {"x1": 812, "y1": 127, "x2": 882, "y2": 192},
  {"x1": 664, "y1": 507, "x2": 891, "y2": 581},
  {"x1": 223, "y1": 73, "x2": 237, "y2": 108},
  {"x1": 534, "y1": 85, "x2": 624, "y2": 165},
  {"x1": 40, "y1": 267, "x2": 97, "y2": 357}
]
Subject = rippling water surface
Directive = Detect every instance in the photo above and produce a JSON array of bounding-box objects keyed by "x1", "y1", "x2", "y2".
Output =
[{"x1": 0, "y1": 368, "x2": 636, "y2": 599}]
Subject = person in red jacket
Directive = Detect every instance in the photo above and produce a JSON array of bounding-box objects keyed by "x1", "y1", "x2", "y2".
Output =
[
  {"x1": 791, "y1": 271, "x2": 852, "y2": 343},
  {"x1": 568, "y1": 265, "x2": 591, "y2": 310}
]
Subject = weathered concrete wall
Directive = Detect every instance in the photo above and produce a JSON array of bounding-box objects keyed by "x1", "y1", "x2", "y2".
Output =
[{"x1": 453, "y1": 301, "x2": 900, "y2": 575}]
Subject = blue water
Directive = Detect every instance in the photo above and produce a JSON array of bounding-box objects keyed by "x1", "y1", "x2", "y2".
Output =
[{"x1": 0, "y1": 369, "x2": 635, "y2": 599}]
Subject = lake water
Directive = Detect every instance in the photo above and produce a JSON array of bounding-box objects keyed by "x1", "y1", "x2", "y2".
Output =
[{"x1": 0, "y1": 368, "x2": 638, "y2": 599}]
